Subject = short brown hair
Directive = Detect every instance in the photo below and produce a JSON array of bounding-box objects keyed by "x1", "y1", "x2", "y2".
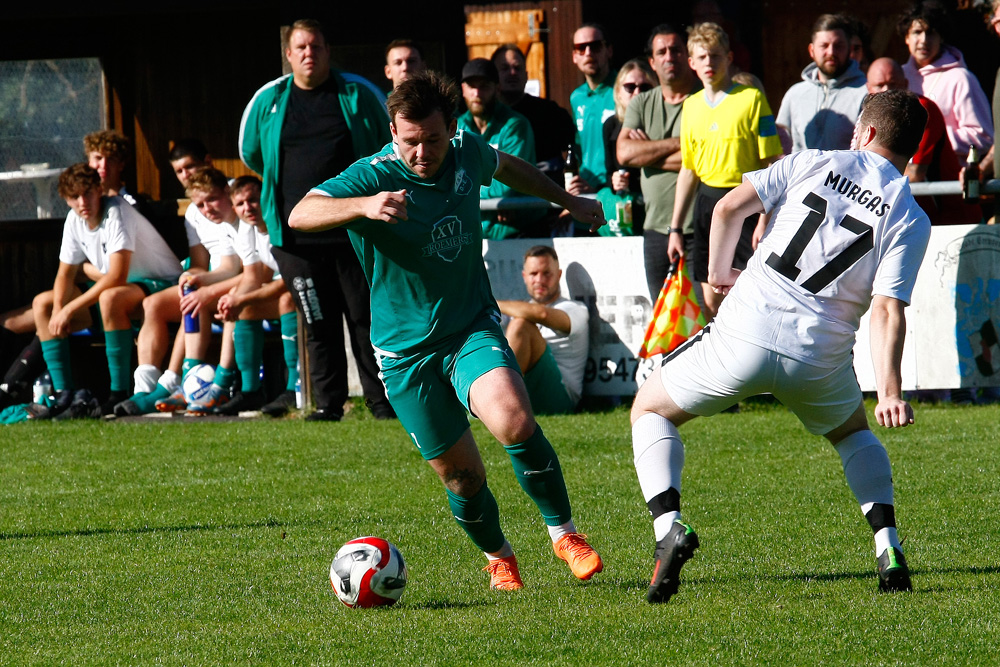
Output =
[
  {"x1": 287, "y1": 18, "x2": 326, "y2": 41},
  {"x1": 185, "y1": 167, "x2": 229, "y2": 197},
  {"x1": 490, "y1": 43, "x2": 524, "y2": 67},
  {"x1": 859, "y1": 90, "x2": 927, "y2": 157},
  {"x1": 524, "y1": 245, "x2": 558, "y2": 263},
  {"x1": 385, "y1": 38, "x2": 423, "y2": 61},
  {"x1": 83, "y1": 129, "x2": 130, "y2": 162},
  {"x1": 58, "y1": 163, "x2": 102, "y2": 199},
  {"x1": 812, "y1": 13, "x2": 852, "y2": 39},
  {"x1": 387, "y1": 70, "x2": 458, "y2": 123},
  {"x1": 230, "y1": 175, "x2": 262, "y2": 197}
]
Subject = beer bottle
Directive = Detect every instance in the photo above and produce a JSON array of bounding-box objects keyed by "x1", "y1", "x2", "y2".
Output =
[
  {"x1": 964, "y1": 145, "x2": 980, "y2": 202},
  {"x1": 564, "y1": 144, "x2": 579, "y2": 190}
]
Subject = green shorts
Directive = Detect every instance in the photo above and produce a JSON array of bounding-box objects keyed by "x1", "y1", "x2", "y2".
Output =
[
  {"x1": 523, "y1": 346, "x2": 576, "y2": 415},
  {"x1": 377, "y1": 315, "x2": 519, "y2": 460},
  {"x1": 132, "y1": 277, "x2": 174, "y2": 296}
]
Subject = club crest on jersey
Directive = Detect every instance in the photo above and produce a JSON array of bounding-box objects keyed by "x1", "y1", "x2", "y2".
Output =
[
  {"x1": 422, "y1": 216, "x2": 473, "y2": 262},
  {"x1": 454, "y1": 168, "x2": 473, "y2": 196}
]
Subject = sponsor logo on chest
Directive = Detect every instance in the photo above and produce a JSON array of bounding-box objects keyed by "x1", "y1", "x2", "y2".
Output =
[{"x1": 422, "y1": 216, "x2": 473, "y2": 262}]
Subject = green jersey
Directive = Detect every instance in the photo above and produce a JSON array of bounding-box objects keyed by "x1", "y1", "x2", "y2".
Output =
[
  {"x1": 456, "y1": 102, "x2": 543, "y2": 239},
  {"x1": 310, "y1": 130, "x2": 500, "y2": 355},
  {"x1": 570, "y1": 74, "x2": 616, "y2": 190}
]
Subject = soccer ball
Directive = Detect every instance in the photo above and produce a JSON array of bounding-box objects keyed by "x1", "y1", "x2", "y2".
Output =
[
  {"x1": 330, "y1": 536, "x2": 407, "y2": 608},
  {"x1": 182, "y1": 363, "x2": 215, "y2": 403}
]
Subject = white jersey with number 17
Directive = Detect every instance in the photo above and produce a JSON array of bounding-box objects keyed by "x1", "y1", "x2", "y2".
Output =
[{"x1": 713, "y1": 149, "x2": 931, "y2": 368}]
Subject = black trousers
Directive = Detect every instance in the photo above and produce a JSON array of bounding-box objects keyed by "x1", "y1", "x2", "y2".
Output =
[
  {"x1": 271, "y1": 242, "x2": 390, "y2": 413},
  {"x1": 643, "y1": 229, "x2": 694, "y2": 303}
]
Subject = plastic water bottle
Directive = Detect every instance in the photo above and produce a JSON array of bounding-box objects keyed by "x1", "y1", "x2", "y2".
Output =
[
  {"x1": 32, "y1": 372, "x2": 52, "y2": 403},
  {"x1": 295, "y1": 360, "x2": 303, "y2": 409}
]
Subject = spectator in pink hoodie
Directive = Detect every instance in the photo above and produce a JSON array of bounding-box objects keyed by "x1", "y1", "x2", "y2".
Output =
[{"x1": 899, "y1": 1, "x2": 993, "y2": 162}]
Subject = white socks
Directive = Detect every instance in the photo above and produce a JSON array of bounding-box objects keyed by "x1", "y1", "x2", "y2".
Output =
[
  {"x1": 133, "y1": 364, "x2": 161, "y2": 394},
  {"x1": 632, "y1": 412, "x2": 685, "y2": 541},
  {"x1": 547, "y1": 520, "x2": 578, "y2": 543}
]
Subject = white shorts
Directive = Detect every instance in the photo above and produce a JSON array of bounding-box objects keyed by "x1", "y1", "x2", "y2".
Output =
[{"x1": 658, "y1": 324, "x2": 862, "y2": 435}]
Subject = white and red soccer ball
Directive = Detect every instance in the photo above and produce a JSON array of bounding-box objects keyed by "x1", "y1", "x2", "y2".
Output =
[{"x1": 330, "y1": 536, "x2": 407, "y2": 608}]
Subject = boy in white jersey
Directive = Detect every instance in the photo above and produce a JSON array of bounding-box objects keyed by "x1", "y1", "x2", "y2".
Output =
[
  {"x1": 197, "y1": 176, "x2": 300, "y2": 416},
  {"x1": 290, "y1": 72, "x2": 606, "y2": 592},
  {"x1": 115, "y1": 166, "x2": 242, "y2": 415},
  {"x1": 631, "y1": 89, "x2": 930, "y2": 602},
  {"x1": 29, "y1": 164, "x2": 181, "y2": 418}
]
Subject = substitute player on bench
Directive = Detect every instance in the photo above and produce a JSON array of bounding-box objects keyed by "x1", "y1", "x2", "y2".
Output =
[
  {"x1": 631, "y1": 89, "x2": 930, "y2": 603},
  {"x1": 289, "y1": 71, "x2": 605, "y2": 591}
]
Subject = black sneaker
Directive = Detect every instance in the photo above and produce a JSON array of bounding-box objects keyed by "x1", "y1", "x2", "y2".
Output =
[
  {"x1": 26, "y1": 389, "x2": 74, "y2": 420},
  {"x1": 99, "y1": 390, "x2": 128, "y2": 417},
  {"x1": 305, "y1": 407, "x2": 343, "y2": 422},
  {"x1": 114, "y1": 398, "x2": 145, "y2": 417},
  {"x1": 213, "y1": 388, "x2": 266, "y2": 416},
  {"x1": 365, "y1": 397, "x2": 397, "y2": 420},
  {"x1": 260, "y1": 390, "x2": 297, "y2": 417},
  {"x1": 647, "y1": 520, "x2": 700, "y2": 603},
  {"x1": 53, "y1": 389, "x2": 101, "y2": 421},
  {"x1": 877, "y1": 547, "x2": 913, "y2": 592}
]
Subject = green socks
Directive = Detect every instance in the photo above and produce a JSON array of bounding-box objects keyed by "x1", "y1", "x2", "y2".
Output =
[
  {"x1": 280, "y1": 313, "x2": 299, "y2": 392},
  {"x1": 233, "y1": 320, "x2": 264, "y2": 392},
  {"x1": 104, "y1": 329, "x2": 134, "y2": 393},
  {"x1": 446, "y1": 484, "x2": 506, "y2": 554},
  {"x1": 504, "y1": 425, "x2": 572, "y2": 526},
  {"x1": 40, "y1": 338, "x2": 73, "y2": 392},
  {"x1": 212, "y1": 365, "x2": 237, "y2": 392}
]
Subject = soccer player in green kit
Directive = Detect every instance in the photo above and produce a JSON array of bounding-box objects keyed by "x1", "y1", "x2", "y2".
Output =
[{"x1": 290, "y1": 71, "x2": 606, "y2": 591}]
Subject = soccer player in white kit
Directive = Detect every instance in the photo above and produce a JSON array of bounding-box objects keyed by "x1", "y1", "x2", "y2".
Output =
[{"x1": 631, "y1": 89, "x2": 931, "y2": 603}]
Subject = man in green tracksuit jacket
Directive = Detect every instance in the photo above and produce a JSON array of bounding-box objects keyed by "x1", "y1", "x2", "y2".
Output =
[{"x1": 238, "y1": 18, "x2": 394, "y2": 421}]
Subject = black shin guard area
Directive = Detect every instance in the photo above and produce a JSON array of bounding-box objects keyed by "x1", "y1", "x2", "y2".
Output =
[
  {"x1": 865, "y1": 503, "x2": 896, "y2": 533},
  {"x1": 647, "y1": 487, "x2": 680, "y2": 518}
]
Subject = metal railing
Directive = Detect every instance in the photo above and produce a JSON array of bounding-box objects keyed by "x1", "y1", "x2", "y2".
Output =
[{"x1": 480, "y1": 179, "x2": 1000, "y2": 211}]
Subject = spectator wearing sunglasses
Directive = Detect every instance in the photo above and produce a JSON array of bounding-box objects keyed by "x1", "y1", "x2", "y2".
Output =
[
  {"x1": 569, "y1": 24, "x2": 616, "y2": 201},
  {"x1": 595, "y1": 59, "x2": 657, "y2": 236}
]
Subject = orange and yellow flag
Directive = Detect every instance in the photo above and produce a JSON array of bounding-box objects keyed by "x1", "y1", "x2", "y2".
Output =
[{"x1": 638, "y1": 256, "x2": 706, "y2": 359}]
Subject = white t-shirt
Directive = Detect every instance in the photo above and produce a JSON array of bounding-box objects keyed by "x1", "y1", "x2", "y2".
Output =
[
  {"x1": 58, "y1": 196, "x2": 181, "y2": 281},
  {"x1": 537, "y1": 296, "x2": 589, "y2": 403},
  {"x1": 184, "y1": 203, "x2": 238, "y2": 270},
  {"x1": 235, "y1": 220, "x2": 279, "y2": 275},
  {"x1": 715, "y1": 149, "x2": 931, "y2": 368}
]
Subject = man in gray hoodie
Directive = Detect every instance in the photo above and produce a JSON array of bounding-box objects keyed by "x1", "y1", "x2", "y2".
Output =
[{"x1": 777, "y1": 14, "x2": 868, "y2": 153}]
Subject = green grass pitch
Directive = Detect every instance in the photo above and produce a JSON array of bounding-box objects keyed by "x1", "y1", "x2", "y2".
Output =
[{"x1": 1, "y1": 400, "x2": 998, "y2": 665}]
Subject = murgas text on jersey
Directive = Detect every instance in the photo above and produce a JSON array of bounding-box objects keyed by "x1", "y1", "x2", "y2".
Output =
[{"x1": 824, "y1": 171, "x2": 891, "y2": 217}]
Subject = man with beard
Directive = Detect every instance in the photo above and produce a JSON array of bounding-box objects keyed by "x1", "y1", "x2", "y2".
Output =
[
  {"x1": 568, "y1": 23, "x2": 616, "y2": 196},
  {"x1": 491, "y1": 44, "x2": 575, "y2": 179},
  {"x1": 777, "y1": 14, "x2": 868, "y2": 153},
  {"x1": 497, "y1": 246, "x2": 588, "y2": 415},
  {"x1": 616, "y1": 24, "x2": 699, "y2": 301},
  {"x1": 457, "y1": 58, "x2": 545, "y2": 239}
]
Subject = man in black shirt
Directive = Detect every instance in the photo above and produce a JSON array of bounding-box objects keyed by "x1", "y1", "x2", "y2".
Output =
[
  {"x1": 491, "y1": 44, "x2": 576, "y2": 178},
  {"x1": 239, "y1": 18, "x2": 394, "y2": 421}
]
